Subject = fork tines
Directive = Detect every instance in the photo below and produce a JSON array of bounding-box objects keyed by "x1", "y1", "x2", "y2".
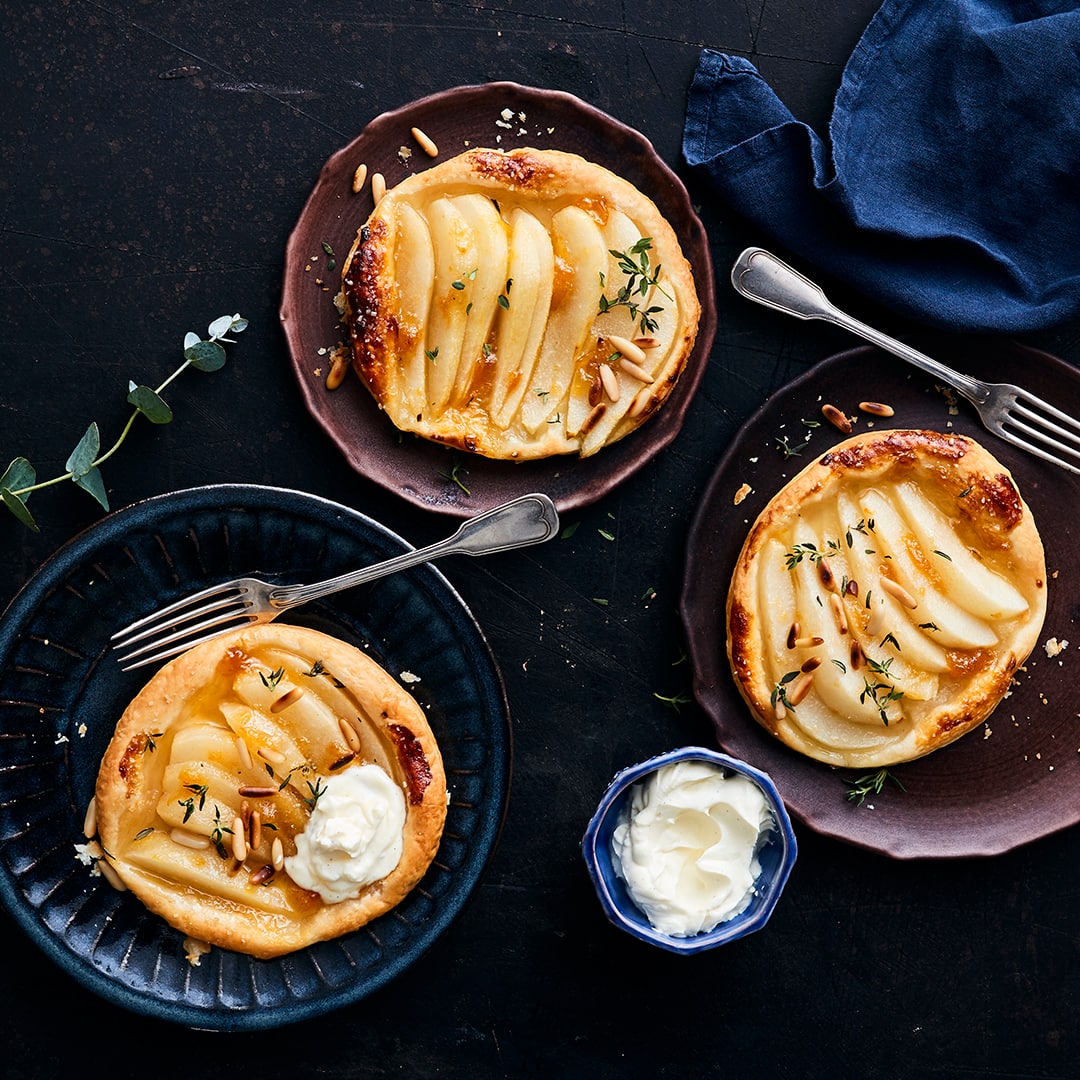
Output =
[
  {"x1": 999, "y1": 389, "x2": 1080, "y2": 475},
  {"x1": 111, "y1": 582, "x2": 258, "y2": 670}
]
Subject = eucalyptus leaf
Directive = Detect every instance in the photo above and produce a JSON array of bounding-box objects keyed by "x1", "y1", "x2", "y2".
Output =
[
  {"x1": 184, "y1": 339, "x2": 227, "y2": 372},
  {"x1": 74, "y1": 465, "x2": 109, "y2": 511},
  {"x1": 65, "y1": 422, "x2": 101, "y2": 479},
  {"x1": 183, "y1": 331, "x2": 200, "y2": 350},
  {"x1": 208, "y1": 314, "x2": 237, "y2": 339},
  {"x1": 127, "y1": 384, "x2": 174, "y2": 424},
  {"x1": 1, "y1": 488, "x2": 38, "y2": 531},
  {"x1": 1, "y1": 456, "x2": 36, "y2": 494}
]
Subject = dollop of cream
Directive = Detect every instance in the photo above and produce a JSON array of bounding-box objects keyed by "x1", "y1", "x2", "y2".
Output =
[
  {"x1": 610, "y1": 760, "x2": 775, "y2": 937},
  {"x1": 284, "y1": 763, "x2": 406, "y2": 903}
]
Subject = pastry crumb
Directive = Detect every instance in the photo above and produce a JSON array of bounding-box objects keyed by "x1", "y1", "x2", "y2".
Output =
[
  {"x1": 733, "y1": 482, "x2": 752, "y2": 506},
  {"x1": 399, "y1": 670, "x2": 421, "y2": 684},
  {"x1": 1044, "y1": 637, "x2": 1069, "y2": 658}
]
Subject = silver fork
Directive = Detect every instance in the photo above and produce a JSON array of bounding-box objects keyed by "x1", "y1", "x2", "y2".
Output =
[
  {"x1": 111, "y1": 491, "x2": 560, "y2": 670},
  {"x1": 731, "y1": 247, "x2": 1080, "y2": 476}
]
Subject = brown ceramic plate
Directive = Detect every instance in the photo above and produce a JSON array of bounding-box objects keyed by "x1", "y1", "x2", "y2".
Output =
[
  {"x1": 681, "y1": 338, "x2": 1080, "y2": 859},
  {"x1": 280, "y1": 82, "x2": 716, "y2": 517}
]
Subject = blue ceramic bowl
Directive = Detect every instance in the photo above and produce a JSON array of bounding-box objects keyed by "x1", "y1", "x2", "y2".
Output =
[{"x1": 581, "y1": 747, "x2": 797, "y2": 955}]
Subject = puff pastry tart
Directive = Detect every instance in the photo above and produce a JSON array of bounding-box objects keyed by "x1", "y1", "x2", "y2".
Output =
[
  {"x1": 340, "y1": 146, "x2": 701, "y2": 459},
  {"x1": 94, "y1": 624, "x2": 446, "y2": 959},
  {"x1": 727, "y1": 430, "x2": 1047, "y2": 768}
]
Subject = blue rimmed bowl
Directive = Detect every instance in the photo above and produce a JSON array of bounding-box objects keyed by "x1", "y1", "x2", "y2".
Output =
[{"x1": 581, "y1": 746, "x2": 798, "y2": 955}]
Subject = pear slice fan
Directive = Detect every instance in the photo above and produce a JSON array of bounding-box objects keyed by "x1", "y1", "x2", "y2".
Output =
[
  {"x1": 727, "y1": 430, "x2": 1047, "y2": 769},
  {"x1": 340, "y1": 147, "x2": 701, "y2": 460}
]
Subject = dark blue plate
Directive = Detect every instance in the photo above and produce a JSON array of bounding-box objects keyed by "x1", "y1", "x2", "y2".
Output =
[{"x1": 0, "y1": 485, "x2": 511, "y2": 1030}]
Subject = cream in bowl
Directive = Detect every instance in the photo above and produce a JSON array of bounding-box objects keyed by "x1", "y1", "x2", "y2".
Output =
[{"x1": 581, "y1": 747, "x2": 797, "y2": 953}]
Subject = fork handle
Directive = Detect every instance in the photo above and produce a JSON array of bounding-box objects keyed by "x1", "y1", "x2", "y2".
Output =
[
  {"x1": 731, "y1": 248, "x2": 990, "y2": 406},
  {"x1": 268, "y1": 492, "x2": 560, "y2": 609}
]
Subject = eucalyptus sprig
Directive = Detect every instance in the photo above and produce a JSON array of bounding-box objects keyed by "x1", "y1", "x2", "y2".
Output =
[{"x1": 1, "y1": 313, "x2": 248, "y2": 531}]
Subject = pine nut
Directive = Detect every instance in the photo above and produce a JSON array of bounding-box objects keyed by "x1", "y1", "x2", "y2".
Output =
[
  {"x1": 235, "y1": 735, "x2": 253, "y2": 770},
  {"x1": 411, "y1": 126, "x2": 439, "y2": 157},
  {"x1": 249, "y1": 811, "x2": 262, "y2": 850},
  {"x1": 249, "y1": 865, "x2": 275, "y2": 886},
  {"x1": 849, "y1": 639, "x2": 865, "y2": 670},
  {"x1": 352, "y1": 162, "x2": 368, "y2": 193},
  {"x1": 258, "y1": 746, "x2": 286, "y2": 765},
  {"x1": 371, "y1": 171, "x2": 386, "y2": 203},
  {"x1": 170, "y1": 828, "x2": 210, "y2": 850},
  {"x1": 866, "y1": 605, "x2": 884, "y2": 637},
  {"x1": 793, "y1": 635, "x2": 824, "y2": 648},
  {"x1": 618, "y1": 357, "x2": 653, "y2": 382},
  {"x1": 801, "y1": 655, "x2": 823, "y2": 673},
  {"x1": 588, "y1": 374, "x2": 603, "y2": 407},
  {"x1": 788, "y1": 671, "x2": 814, "y2": 706},
  {"x1": 272, "y1": 836, "x2": 285, "y2": 872},
  {"x1": 599, "y1": 364, "x2": 620, "y2": 402},
  {"x1": 231, "y1": 817, "x2": 247, "y2": 862},
  {"x1": 632, "y1": 336, "x2": 661, "y2": 350},
  {"x1": 579, "y1": 402, "x2": 606, "y2": 435},
  {"x1": 238, "y1": 785, "x2": 277, "y2": 798},
  {"x1": 830, "y1": 593, "x2": 849, "y2": 634},
  {"x1": 786, "y1": 622, "x2": 800, "y2": 650},
  {"x1": 881, "y1": 576, "x2": 918, "y2": 609},
  {"x1": 325, "y1": 351, "x2": 350, "y2": 391},
  {"x1": 329, "y1": 751, "x2": 356, "y2": 771},
  {"x1": 338, "y1": 716, "x2": 361, "y2": 753},
  {"x1": 773, "y1": 700, "x2": 787, "y2": 722},
  {"x1": 83, "y1": 797, "x2": 97, "y2": 839},
  {"x1": 818, "y1": 559, "x2": 835, "y2": 590},
  {"x1": 270, "y1": 686, "x2": 305, "y2": 714},
  {"x1": 845, "y1": 578, "x2": 859, "y2": 597},
  {"x1": 606, "y1": 335, "x2": 647, "y2": 366},
  {"x1": 98, "y1": 859, "x2": 127, "y2": 892},
  {"x1": 822, "y1": 403, "x2": 853, "y2": 433},
  {"x1": 859, "y1": 401, "x2": 895, "y2": 417}
]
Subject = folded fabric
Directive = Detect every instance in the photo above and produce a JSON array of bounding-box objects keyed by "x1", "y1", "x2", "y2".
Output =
[{"x1": 683, "y1": 0, "x2": 1080, "y2": 333}]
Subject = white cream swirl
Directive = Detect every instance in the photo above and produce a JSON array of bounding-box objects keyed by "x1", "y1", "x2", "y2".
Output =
[
  {"x1": 610, "y1": 760, "x2": 774, "y2": 937},
  {"x1": 284, "y1": 763, "x2": 406, "y2": 903}
]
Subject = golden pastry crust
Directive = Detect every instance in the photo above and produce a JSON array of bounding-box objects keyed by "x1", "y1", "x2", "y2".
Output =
[
  {"x1": 340, "y1": 146, "x2": 701, "y2": 460},
  {"x1": 94, "y1": 624, "x2": 446, "y2": 959},
  {"x1": 727, "y1": 430, "x2": 1047, "y2": 768}
]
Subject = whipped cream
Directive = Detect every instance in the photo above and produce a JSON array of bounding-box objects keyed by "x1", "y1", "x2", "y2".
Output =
[
  {"x1": 610, "y1": 759, "x2": 775, "y2": 937},
  {"x1": 284, "y1": 763, "x2": 406, "y2": 903}
]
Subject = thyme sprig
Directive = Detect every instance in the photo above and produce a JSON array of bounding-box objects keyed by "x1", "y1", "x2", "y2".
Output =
[
  {"x1": 844, "y1": 767, "x2": 906, "y2": 806},
  {"x1": 1, "y1": 314, "x2": 247, "y2": 531},
  {"x1": 598, "y1": 237, "x2": 670, "y2": 334},
  {"x1": 859, "y1": 657, "x2": 905, "y2": 724}
]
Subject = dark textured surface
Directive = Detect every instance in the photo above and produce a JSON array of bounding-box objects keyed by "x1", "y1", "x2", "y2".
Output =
[{"x1": 3, "y1": 2, "x2": 1080, "y2": 1076}]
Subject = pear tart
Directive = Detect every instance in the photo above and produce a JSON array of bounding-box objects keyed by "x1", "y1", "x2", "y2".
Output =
[
  {"x1": 727, "y1": 430, "x2": 1047, "y2": 768},
  {"x1": 94, "y1": 624, "x2": 446, "y2": 959},
  {"x1": 341, "y1": 147, "x2": 701, "y2": 459}
]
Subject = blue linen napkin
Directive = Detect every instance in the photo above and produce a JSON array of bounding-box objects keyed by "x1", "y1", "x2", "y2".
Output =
[{"x1": 682, "y1": 0, "x2": 1080, "y2": 333}]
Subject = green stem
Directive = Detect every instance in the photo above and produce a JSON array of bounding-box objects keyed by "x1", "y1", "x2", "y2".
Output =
[{"x1": 9, "y1": 357, "x2": 191, "y2": 498}]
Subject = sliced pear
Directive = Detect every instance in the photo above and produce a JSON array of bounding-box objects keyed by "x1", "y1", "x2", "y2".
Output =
[
  {"x1": 790, "y1": 544, "x2": 904, "y2": 726},
  {"x1": 892, "y1": 481, "x2": 1029, "y2": 620},
  {"x1": 491, "y1": 207, "x2": 554, "y2": 425},
  {"x1": 520, "y1": 205, "x2": 607, "y2": 432},
  {"x1": 392, "y1": 202, "x2": 435, "y2": 418},
  {"x1": 447, "y1": 194, "x2": 507, "y2": 404},
  {"x1": 423, "y1": 196, "x2": 477, "y2": 411},
  {"x1": 836, "y1": 490, "x2": 952, "y2": 671},
  {"x1": 859, "y1": 488, "x2": 998, "y2": 649},
  {"x1": 123, "y1": 833, "x2": 297, "y2": 914}
]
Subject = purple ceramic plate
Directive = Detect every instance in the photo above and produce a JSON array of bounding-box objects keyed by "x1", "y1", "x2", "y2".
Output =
[
  {"x1": 280, "y1": 82, "x2": 716, "y2": 517},
  {"x1": 681, "y1": 338, "x2": 1080, "y2": 859}
]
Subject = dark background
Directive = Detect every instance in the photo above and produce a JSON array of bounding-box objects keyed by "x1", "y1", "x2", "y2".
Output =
[{"x1": 3, "y1": 2, "x2": 1080, "y2": 1077}]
